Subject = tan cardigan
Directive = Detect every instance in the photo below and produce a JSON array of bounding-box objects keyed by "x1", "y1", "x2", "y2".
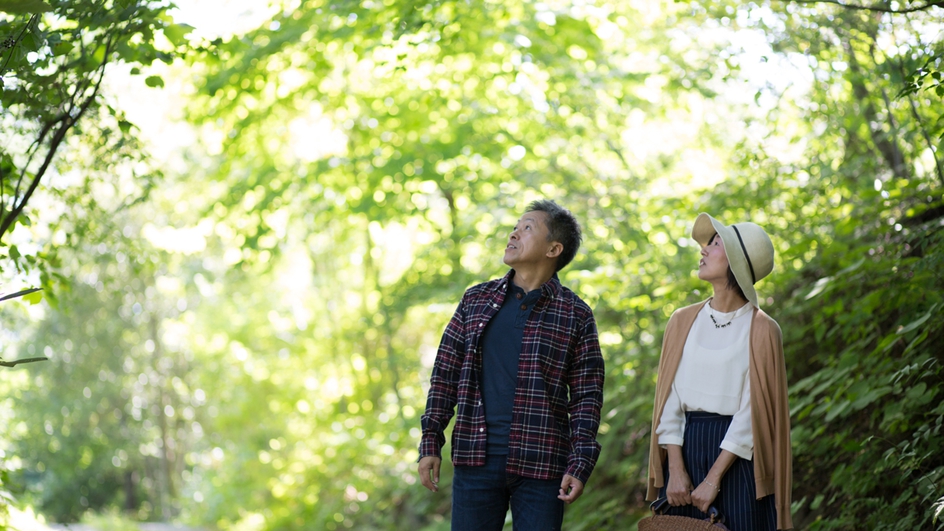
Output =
[{"x1": 646, "y1": 300, "x2": 793, "y2": 530}]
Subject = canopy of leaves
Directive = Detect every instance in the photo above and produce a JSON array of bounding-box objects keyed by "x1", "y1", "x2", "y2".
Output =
[{"x1": 0, "y1": 0, "x2": 190, "y2": 297}]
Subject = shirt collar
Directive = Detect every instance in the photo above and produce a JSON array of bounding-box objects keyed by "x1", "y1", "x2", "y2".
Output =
[{"x1": 497, "y1": 269, "x2": 562, "y2": 299}]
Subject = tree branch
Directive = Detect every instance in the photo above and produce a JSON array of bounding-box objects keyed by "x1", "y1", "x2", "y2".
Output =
[
  {"x1": 782, "y1": 0, "x2": 944, "y2": 14},
  {"x1": 0, "y1": 14, "x2": 38, "y2": 78},
  {"x1": 15, "y1": 114, "x2": 64, "y2": 200},
  {"x1": 0, "y1": 37, "x2": 114, "y2": 241},
  {"x1": 901, "y1": 202, "x2": 944, "y2": 226},
  {"x1": 604, "y1": 137, "x2": 638, "y2": 181},
  {"x1": 890, "y1": 14, "x2": 944, "y2": 188},
  {"x1": 0, "y1": 151, "x2": 6, "y2": 219}
]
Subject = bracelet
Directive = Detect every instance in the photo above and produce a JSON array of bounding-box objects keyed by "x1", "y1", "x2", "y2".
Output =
[{"x1": 704, "y1": 480, "x2": 720, "y2": 492}]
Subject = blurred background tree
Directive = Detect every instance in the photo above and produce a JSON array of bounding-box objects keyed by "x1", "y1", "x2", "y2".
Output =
[
  {"x1": 0, "y1": 0, "x2": 940, "y2": 530},
  {"x1": 0, "y1": 0, "x2": 188, "y2": 528}
]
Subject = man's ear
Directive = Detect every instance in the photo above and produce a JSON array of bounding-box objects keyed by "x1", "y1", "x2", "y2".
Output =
[{"x1": 546, "y1": 242, "x2": 563, "y2": 259}]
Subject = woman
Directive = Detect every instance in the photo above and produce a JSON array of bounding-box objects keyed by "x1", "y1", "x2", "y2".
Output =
[{"x1": 646, "y1": 213, "x2": 793, "y2": 530}]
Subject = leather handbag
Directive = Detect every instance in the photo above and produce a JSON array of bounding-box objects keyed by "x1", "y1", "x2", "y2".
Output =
[{"x1": 637, "y1": 497, "x2": 731, "y2": 531}]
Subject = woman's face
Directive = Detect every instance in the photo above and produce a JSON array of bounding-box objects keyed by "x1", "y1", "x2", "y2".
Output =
[{"x1": 698, "y1": 233, "x2": 730, "y2": 282}]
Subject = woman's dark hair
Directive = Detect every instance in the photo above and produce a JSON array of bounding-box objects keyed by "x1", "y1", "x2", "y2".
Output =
[
  {"x1": 526, "y1": 199, "x2": 582, "y2": 272},
  {"x1": 727, "y1": 266, "x2": 747, "y2": 301},
  {"x1": 709, "y1": 233, "x2": 748, "y2": 300}
]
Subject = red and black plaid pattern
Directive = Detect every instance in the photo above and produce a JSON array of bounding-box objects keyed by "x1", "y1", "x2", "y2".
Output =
[{"x1": 420, "y1": 271, "x2": 605, "y2": 484}]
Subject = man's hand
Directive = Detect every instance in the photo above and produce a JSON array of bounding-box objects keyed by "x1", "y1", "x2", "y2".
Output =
[
  {"x1": 418, "y1": 456, "x2": 442, "y2": 492},
  {"x1": 557, "y1": 474, "x2": 584, "y2": 504}
]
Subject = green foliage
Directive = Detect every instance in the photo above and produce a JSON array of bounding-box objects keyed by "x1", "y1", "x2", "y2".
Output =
[
  {"x1": 0, "y1": 461, "x2": 11, "y2": 530},
  {"x1": 179, "y1": 0, "x2": 743, "y2": 527},
  {"x1": 0, "y1": 0, "x2": 941, "y2": 530},
  {"x1": 784, "y1": 210, "x2": 944, "y2": 530},
  {"x1": 0, "y1": 0, "x2": 51, "y2": 16},
  {"x1": 734, "y1": 3, "x2": 944, "y2": 527},
  {"x1": 0, "y1": 0, "x2": 186, "y2": 285},
  {"x1": 8, "y1": 217, "x2": 206, "y2": 522}
]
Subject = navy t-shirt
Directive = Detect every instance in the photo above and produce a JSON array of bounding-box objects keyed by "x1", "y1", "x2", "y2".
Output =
[{"x1": 480, "y1": 281, "x2": 542, "y2": 455}]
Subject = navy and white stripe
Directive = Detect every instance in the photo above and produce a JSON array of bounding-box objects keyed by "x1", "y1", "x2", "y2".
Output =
[{"x1": 659, "y1": 412, "x2": 776, "y2": 531}]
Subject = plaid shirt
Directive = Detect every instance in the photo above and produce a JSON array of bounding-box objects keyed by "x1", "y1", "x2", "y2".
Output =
[{"x1": 420, "y1": 270, "x2": 605, "y2": 484}]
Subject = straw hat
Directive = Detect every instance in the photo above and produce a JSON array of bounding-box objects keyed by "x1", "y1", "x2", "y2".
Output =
[{"x1": 691, "y1": 212, "x2": 774, "y2": 308}]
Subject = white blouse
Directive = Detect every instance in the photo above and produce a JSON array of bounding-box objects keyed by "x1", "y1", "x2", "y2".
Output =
[{"x1": 656, "y1": 300, "x2": 755, "y2": 460}]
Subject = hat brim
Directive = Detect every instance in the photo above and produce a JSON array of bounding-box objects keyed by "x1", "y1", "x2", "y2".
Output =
[{"x1": 692, "y1": 213, "x2": 760, "y2": 308}]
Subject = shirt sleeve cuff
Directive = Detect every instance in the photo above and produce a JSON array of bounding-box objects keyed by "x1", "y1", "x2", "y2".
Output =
[
  {"x1": 658, "y1": 435, "x2": 684, "y2": 447},
  {"x1": 419, "y1": 435, "x2": 443, "y2": 459},
  {"x1": 720, "y1": 439, "x2": 753, "y2": 460}
]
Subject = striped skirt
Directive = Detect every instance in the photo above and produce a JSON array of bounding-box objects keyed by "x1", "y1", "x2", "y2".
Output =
[{"x1": 658, "y1": 412, "x2": 776, "y2": 531}]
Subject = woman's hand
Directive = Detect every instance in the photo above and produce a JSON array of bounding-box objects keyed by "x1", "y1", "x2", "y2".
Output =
[
  {"x1": 691, "y1": 480, "x2": 720, "y2": 513},
  {"x1": 666, "y1": 468, "x2": 693, "y2": 506},
  {"x1": 693, "y1": 450, "x2": 736, "y2": 513},
  {"x1": 665, "y1": 445, "x2": 692, "y2": 506}
]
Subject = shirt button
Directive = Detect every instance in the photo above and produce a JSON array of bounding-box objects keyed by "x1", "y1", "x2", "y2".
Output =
[
  {"x1": 516, "y1": 293, "x2": 523, "y2": 300},
  {"x1": 520, "y1": 304, "x2": 527, "y2": 310},
  {"x1": 479, "y1": 428, "x2": 484, "y2": 432},
  {"x1": 479, "y1": 323, "x2": 483, "y2": 327}
]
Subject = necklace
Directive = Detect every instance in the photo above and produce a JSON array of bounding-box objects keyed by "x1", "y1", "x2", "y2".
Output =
[
  {"x1": 709, "y1": 312, "x2": 732, "y2": 329},
  {"x1": 708, "y1": 299, "x2": 733, "y2": 328}
]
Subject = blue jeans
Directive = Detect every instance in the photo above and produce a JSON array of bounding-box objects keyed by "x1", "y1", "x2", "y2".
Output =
[{"x1": 452, "y1": 454, "x2": 565, "y2": 531}]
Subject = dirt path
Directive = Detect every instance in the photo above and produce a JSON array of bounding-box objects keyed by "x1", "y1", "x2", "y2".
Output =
[
  {"x1": 46, "y1": 524, "x2": 206, "y2": 531},
  {"x1": 10, "y1": 507, "x2": 208, "y2": 531}
]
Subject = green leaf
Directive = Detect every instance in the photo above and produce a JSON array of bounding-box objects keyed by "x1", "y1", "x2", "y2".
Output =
[
  {"x1": 906, "y1": 382, "x2": 930, "y2": 404},
  {"x1": 851, "y1": 386, "x2": 892, "y2": 411},
  {"x1": 902, "y1": 329, "x2": 929, "y2": 357},
  {"x1": 163, "y1": 23, "x2": 195, "y2": 47},
  {"x1": 23, "y1": 289, "x2": 43, "y2": 304},
  {"x1": 824, "y1": 399, "x2": 851, "y2": 422},
  {"x1": 92, "y1": 44, "x2": 107, "y2": 63},
  {"x1": 806, "y1": 275, "x2": 832, "y2": 300},
  {"x1": 115, "y1": 41, "x2": 137, "y2": 62},
  {"x1": 0, "y1": 0, "x2": 52, "y2": 14},
  {"x1": 837, "y1": 257, "x2": 865, "y2": 275},
  {"x1": 144, "y1": 75, "x2": 164, "y2": 88},
  {"x1": 875, "y1": 332, "x2": 899, "y2": 353},
  {"x1": 811, "y1": 494, "x2": 825, "y2": 511},
  {"x1": 896, "y1": 307, "x2": 936, "y2": 336},
  {"x1": 50, "y1": 40, "x2": 73, "y2": 56}
]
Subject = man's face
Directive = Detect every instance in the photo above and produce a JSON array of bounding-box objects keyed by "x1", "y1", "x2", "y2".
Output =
[{"x1": 503, "y1": 210, "x2": 555, "y2": 268}]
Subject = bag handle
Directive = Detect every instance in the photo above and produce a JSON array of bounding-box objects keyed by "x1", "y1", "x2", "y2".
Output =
[
  {"x1": 649, "y1": 497, "x2": 671, "y2": 514},
  {"x1": 649, "y1": 497, "x2": 725, "y2": 525}
]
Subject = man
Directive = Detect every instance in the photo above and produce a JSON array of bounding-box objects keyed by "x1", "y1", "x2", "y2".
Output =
[{"x1": 418, "y1": 199, "x2": 605, "y2": 531}]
